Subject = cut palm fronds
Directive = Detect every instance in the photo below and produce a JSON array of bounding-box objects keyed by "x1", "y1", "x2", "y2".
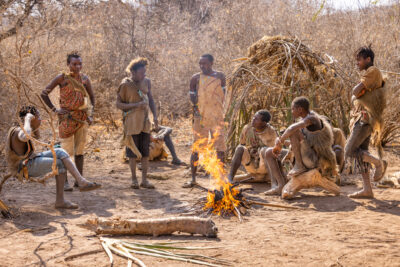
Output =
[{"x1": 100, "y1": 237, "x2": 230, "y2": 267}]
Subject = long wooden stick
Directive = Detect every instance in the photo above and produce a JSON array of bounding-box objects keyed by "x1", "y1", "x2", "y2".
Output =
[{"x1": 247, "y1": 200, "x2": 301, "y2": 210}]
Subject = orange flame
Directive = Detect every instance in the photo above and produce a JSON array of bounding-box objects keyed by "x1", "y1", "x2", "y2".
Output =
[{"x1": 192, "y1": 131, "x2": 241, "y2": 215}]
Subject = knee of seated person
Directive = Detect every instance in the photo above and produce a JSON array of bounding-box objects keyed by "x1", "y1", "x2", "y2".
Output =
[
  {"x1": 264, "y1": 147, "x2": 275, "y2": 157},
  {"x1": 236, "y1": 145, "x2": 245, "y2": 153},
  {"x1": 56, "y1": 160, "x2": 67, "y2": 174},
  {"x1": 290, "y1": 129, "x2": 302, "y2": 140},
  {"x1": 259, "y1": 147, "x2": 268, "y2": 156},
  {"x1": 55, "y1": 148, "x2": 70, "y2": 159}
]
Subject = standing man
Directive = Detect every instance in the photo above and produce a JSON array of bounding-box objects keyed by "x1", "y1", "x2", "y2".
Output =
[
  {"x1": 345, "y1": 46, "x2": 387, "y2": 198},
  {"x1": 42, "y1": 52, "x2": 94, "y2": 191},
  {"x1": 183, "y1": 54, "x2": 226, "y2": 188},
  {"x1": 116, "y1": 57, "x2": 158, "y2": 189}
]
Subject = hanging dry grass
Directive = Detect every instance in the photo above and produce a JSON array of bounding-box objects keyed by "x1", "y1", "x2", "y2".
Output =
[{"x1": 225, "y1": 35, "x2": 352, "y2": 156}]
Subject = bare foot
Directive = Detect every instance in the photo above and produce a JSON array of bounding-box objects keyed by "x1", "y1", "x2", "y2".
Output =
[
  {"x1": 55, "y1": 200, "x2": 79, "y2": 209},
  {"x1": 140, "y1": 181, "x2": 155, "y2": 189},
  {"x1": 373, "y1": 160, "x2": 388, "y2": 182},
  {"x1": 182, "y1": 180, "x2": 198, "y2": 188},
  {"x1": 264, "y1": 187, "x2": 283, "y2": 196},
  {"x1": 348, "y1": 189, "x2": 374, "y2": 199},
  {"x1": 131, "y1": 179, "x2": 139, "y2": 189},
  {"x1": 171, "y1": 158, "x2": 185, "y2": 166},
  {"x1": 78, "y1": 178, "x2": 101, "y2": 189}
]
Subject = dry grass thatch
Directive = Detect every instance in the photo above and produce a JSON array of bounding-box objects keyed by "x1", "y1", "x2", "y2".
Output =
[{"x1": 225, "y1": 35, "x2": 352, "y2": 156}]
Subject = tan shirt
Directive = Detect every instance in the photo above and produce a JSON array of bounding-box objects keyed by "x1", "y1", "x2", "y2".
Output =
[
  {"x1": 118, "y1": 78, "x2": 151, "y2": 135},
  {"x1": 197, "y1": 74, "x2": 225, "y2": 128},
  {"x1": 240, "y1": 124, "x2": 277, "y2": 148},
  {"x1": 360, "y1": 66, "x2": 383, "y2": 92},
  {"x1": 350, "y1": 66, "x2": 384, "y2": 127}
]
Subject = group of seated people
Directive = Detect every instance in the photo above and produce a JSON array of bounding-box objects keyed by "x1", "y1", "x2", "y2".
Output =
[{"x1": 228, "y1": 96, "x2": 346, "y2": 196}]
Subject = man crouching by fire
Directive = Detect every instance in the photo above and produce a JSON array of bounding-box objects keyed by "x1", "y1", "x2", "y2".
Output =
[{"x1": 270, "y1": 96, "x2": 339, "y2": 195}]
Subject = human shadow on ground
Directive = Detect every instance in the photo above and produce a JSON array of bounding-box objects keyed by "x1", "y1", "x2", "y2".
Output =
[
  {"x1": 285, "y1": 192, "x2": 361, "y2": 212},
  {"x1": 148, "y1": 160, "x2": 188, "y2": 172},
  {"x1": 132, "y1": 188, "x2": 185, "y2": 214},
  {"x1": 0, "y1": 188, "x2": 116, "y2": 267},
  {"x1": 363, "y1": 198, "x2": 400, "y2": 216},
  {"x1": 0, "y1": 185, "x2": 116, "y2": 235}
]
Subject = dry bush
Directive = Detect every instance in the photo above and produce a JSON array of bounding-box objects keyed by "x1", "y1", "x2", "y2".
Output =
[{"x1": 1, "y1": 0, "x2": 400, "y2": 161}]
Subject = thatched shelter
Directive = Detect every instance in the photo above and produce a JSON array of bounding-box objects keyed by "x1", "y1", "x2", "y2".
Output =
[{"x1": 225, "y1": 35, "x2": 352, "y2": 155}]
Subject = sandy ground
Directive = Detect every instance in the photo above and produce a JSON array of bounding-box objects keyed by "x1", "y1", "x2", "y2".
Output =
[{"x1": 1, "y1": 121, "x2": 400, "y2": 267}]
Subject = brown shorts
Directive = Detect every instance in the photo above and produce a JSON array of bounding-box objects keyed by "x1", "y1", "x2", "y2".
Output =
[{"x1": 126, "y1": 132, "x2": 150, "y2": 158}]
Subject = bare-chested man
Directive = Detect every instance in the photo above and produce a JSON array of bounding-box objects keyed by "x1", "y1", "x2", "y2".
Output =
[
  {"x1": 5, "y1": 106, "x2": 100, "y2": 209},
  {"x1": 42, "y1": 52, "x2": 95, "y2": 191},
  {"x1": 116, "y1": 57, "x2": 158, "y2": 189},
  {"x1": 270, "y1": 97, "x2": 338, "y2": 195},
  {"x1": 345, "y1": 46, "x2": 387, "y2": 198},
  {"x1": 183, "y1": 54, "x2": 226, "y2": 188}
]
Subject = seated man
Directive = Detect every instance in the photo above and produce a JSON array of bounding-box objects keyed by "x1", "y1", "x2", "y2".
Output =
[
  {"x1": 148, "y1": 125, "x2": 183, "y2": 165},
  {"x1": 5, "y1": 106, "x2": 101, "y2": 209},
  {"x1": 227, "y1": 110, "x2": 278, "y2": 183},
  {"x1": 270, "y1": 97, "x2": 338, "y2": 195}
]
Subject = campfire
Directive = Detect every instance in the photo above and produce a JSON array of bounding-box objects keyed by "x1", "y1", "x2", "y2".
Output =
[
  {"x1": 192, "y1": 133, "x2": 249, "y2": 221},
  {"x1": 192, "y1": 133, "x2": 301, "y2": 221}
]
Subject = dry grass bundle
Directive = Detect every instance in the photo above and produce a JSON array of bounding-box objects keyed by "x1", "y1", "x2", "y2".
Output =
[{"x1": 225, "y1": 35, "x2": 352, "y2": 156}]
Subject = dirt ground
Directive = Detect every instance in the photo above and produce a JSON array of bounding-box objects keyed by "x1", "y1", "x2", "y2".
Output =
[{"x1": 1, "y1": 120, "x2": 400, "y2": 267}]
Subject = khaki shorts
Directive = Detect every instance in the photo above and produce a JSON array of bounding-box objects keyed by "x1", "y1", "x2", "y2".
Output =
[
  {"x1": 241, "y1": 146, "x2": 288, "y2": 175},
  {"x1": 193, "y1": 116, "x2": 226, "y2": 152},
  {"x1": 61, "y1": 124, "x2": 88, "y2": 156},
  {"x1": 241, "y1": 146, "x2": 267, "y2": 175}
]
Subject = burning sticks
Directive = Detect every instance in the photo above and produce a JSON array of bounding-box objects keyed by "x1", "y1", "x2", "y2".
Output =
[
  {"x1": 192, "y1": 132, "x2": 302, "y2": 221},
  {"x1": 192, "y1": 132, "x2": 246, "y2": 219}
]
